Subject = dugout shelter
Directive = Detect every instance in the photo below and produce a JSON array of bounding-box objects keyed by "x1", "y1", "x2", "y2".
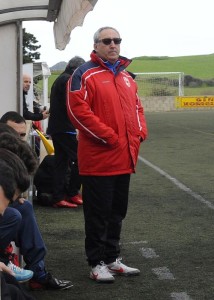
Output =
[{"x1": 0, "y1": 0, "x2": 98, "y2": 116}]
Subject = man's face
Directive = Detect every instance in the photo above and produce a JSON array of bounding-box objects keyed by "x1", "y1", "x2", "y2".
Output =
[
  {"x1": 7, "y1": 120, "x2": 27, "y2": 140},
  {"x1": 23, "y1": 75, "x2": 31, "y2": 93},
  {"x1": 94, "y1": 29, "x2": 121, "y2": 64}
]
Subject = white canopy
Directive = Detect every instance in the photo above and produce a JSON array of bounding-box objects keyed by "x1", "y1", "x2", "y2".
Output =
[
  {"x1": 0, "y1": 0, "x2": 98, "y2": 49},
  {"x1": 0, "y1": 0, "x2": 99, "y2": 117},
  {"x1": 54, "y1": 0, "x2": 98, "y2": 50}
]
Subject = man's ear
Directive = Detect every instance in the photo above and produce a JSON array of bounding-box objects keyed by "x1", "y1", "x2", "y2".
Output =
[{"x1": 94, "y1": 43, "x2": 98, "y2": 51}]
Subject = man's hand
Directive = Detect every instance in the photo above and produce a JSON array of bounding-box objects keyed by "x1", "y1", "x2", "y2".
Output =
[
  {"x1": 42, "y1": 110, "x2": 49, "y2": 120},
  {"x1": 0, "y1": 262, "x2": 15, "y2": 276},
  {"x1": 17, "y1": 197, "x2": 26, "y2": 204}
]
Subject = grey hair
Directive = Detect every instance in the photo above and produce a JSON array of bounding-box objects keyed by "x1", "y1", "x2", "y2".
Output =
[
  {"x1": 65, "y1": 56, "x2": 85, "y2": 72},
  {"x1": 93, "y1": 27, "x2": 120, "y2": 43}
]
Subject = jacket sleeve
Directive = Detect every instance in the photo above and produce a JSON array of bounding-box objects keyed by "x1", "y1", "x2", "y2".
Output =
[
  {"x1": 23, "y1": 99, "x2": 43, "y2": 121},
  {"x1": 66, "y1": 76, "x2": 118, "y2": 147}
]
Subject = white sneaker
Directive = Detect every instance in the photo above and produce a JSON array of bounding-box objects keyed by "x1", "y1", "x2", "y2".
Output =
[
  {"x1": 90, "y1": 262, "x2": 115, "y2": 283},
  {"x1": 7, "y1": 261, "x2": 33, "y2": 282},
  {"x1": 107, "y1": 258, "x2": 140, "y2": 276}
]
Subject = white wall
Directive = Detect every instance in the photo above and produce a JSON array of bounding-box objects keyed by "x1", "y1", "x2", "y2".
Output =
[{"x1": 0, "y1": 23, "x2": 22, "y2": 116}]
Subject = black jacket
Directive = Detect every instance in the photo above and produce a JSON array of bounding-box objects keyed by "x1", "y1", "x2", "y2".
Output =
[
  {"x1": 23, "y1": 91, "x2": 43, "y2": 121},
  {"x1": 47, "y1": 71, "x2": 76, "y2": 135}
]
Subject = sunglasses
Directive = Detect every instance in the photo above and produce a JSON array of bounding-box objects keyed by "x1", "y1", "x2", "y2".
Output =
[{"x1": 97, "y1": 38, "x2": 122, "y2": 45}]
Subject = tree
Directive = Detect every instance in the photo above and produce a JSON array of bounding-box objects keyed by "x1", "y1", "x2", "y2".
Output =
[{"x1": 23, "y1": 28, "x2": 41, "y2": 64}]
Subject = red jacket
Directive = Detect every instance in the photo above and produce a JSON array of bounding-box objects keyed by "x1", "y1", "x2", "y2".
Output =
[{"x1": 67, "y1": 51, "x2": 148, "y2": 176}]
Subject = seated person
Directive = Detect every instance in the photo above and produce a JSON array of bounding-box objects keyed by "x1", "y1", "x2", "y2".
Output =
[
  {"x1": 0, "y1": 111, "x2": 27, "y2": 140},
  {"x1": 0, "y1": 110, "x2": 40, "y2": 156},
  {"x1": 0, "y1": 126, "x2": 73, "y2": 290},
  {"x1": 0, "y1": 159, "x2": 35, "y2": 299}
]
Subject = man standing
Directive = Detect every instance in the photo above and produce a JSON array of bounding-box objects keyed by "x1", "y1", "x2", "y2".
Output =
[
  {"x1": 23, "y1": 74, "x2": 49, "y2": 121},
  {"x1": 67, "y1": 27, "x2": 148, "y2": 282},
  {"x1": 23, "y1": 74, "x2": 49, "y2": 157},
  {"x1": 47, "y1": 56, "x2": 85, "y2": 208}
]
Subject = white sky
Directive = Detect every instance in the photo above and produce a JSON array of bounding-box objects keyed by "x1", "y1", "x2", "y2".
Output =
[{"x1": 23, "y1": 0, "x2": 214, "y2": 67}]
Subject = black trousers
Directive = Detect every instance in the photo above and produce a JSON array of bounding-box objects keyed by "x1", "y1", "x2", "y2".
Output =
[
  {"x1": 52, "y1": 133, "x2": 81, "y2": 203},
  {"x1": 82, "y1": 174, "x2": 131, "y2": 267}
]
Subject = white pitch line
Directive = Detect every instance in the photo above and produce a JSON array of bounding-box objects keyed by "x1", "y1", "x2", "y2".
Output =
[
  {"x1": 138, "y1": 156, "x2": 214, "y2": 210},
  {"x1": 171, "y1": 292, "x2": 193, "y2": 300},
  {"x1": 122, "y1": 240, "x2": 148, "y2": 245},
  {"x1": 152, "y1": 266, "x2": 175, "y2": 280},
  {"x1": 140, "y1": 247, "x2": 159, "y2": 258}
]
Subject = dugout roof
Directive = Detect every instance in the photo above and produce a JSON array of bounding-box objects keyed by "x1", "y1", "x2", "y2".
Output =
[{"x1": 0, "y1": 0, "x2": 98, "y2": 50}]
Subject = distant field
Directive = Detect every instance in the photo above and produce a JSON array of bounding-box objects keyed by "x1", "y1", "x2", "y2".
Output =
[
  {"x1": 38, "y1": 54, "x2": 214, "y2": 97},
  {"x1": 127, "y1": 54, "x2": 214, "y2": 96},
  {"x1": 127, "y1": 54, "x2": 214, "y2": 79}
]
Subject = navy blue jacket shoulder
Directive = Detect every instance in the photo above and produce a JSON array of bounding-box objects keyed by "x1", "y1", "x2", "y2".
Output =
[{"x1": 47, "y1": 71, "x2": 76, "y2": 135}]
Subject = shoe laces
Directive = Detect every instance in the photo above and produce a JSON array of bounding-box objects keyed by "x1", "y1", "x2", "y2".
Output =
[
  {"x1": 115, "y1": 257, "x2": 123, "y2": 265},
  {"x1": 8, "y1": 262, "x2": 24, "y2": 273},
  {"x1": 97, "y1": 261, "x2": 109, "y2": 273}
]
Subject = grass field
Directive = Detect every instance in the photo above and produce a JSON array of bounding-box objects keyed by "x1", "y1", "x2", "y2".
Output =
[
  {"x1": 29, "y1": 110, "x2": 214, "y2": 300},
  {"x1": 127, "y1": 54, "x2": 214, "y2": 79}
]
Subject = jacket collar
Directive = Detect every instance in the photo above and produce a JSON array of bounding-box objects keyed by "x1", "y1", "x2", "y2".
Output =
[{"x1": 90, "y1": 50, "x2": 132, "y2": 74}]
